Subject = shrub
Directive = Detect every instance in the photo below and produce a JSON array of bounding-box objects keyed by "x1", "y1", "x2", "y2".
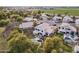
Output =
[
  {"x1": 0, "y1": 19, "x2": 10, "y2": 27},
  {"x1": 43, "y1": 34, "x2": 73, "y2": 53}
]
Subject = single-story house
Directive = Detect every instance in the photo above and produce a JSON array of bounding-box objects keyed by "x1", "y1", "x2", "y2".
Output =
[
  {"x1": 23, "y1": 17, "x2": 33, "y2": 22},
  {"x1": 33, "y1": 23, "x2": 57, "y2": 39},
  {"x1": 23, "y1": 17, "x2": 38, "y2": 22},
  {"x1": 75, "y1": 19, "x2": 79, "y2": 28},
  {"x1": 46, "y1": 20, "x2": 57, "y2": 26},
  {"x1": 19, "y1": 16, "x2": 38, "y2": 29},
  {"x1": 19, "y1": 22, "x2": 33, "y2": 29},
  {"x1": 74, "y1": 43, "x2": 79, "y2": 53},
  {"x1": 52, "y1": 15, "x2": 62, "y2": 23},
  {"x1": 58, "y1": 23, "x2": 78, "y2": 43},
  {"x1": 63, "y1": 15, "x2": 73, "y2": 23},
  {"x1": 40, "y1": 13, "x2": 49, "y2": 20},
  {"x1": 36, "y1": 20, "x2": 46, "y2": 25}
]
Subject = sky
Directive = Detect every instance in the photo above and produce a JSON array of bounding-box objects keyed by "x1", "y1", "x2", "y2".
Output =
[{"x1": 0, "y1": 0, "x2": 79, "y2": 6}]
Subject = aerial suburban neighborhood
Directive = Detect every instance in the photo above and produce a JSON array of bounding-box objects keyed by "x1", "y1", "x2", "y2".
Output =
[{"x1": 0, "y1": 7, "x2": 79, "y2": 53}]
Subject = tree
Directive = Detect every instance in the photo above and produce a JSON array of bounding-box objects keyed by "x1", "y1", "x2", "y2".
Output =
[
  {"x1": 7, "y1": 29, "x2": 41, "y2": 53},
  {"x1": 43, "y1": 34, "x2": 73, "y2": 53},
  {"x1": 30, "y1": 43, "x2": 39, "y2": 53},
  {"x1": 38, "y1": 10, "x2": 41, "y2": 14},
  {"x1": 7, "y1": 29, "x2": 33, "y2": 53},
  {"x1": 0, "y1": 11, "x2": 7, "y2": 19},
  {"x1": 33, "y1": 21, "x2": 37, "y2": 27},
  {"x1": 37, "y1": 45, "x2": 45, "y2": 53},
  {"x1": 16, "y1": 16, "x2": 23, "y2": 23},
  {"x1": 0, "y1": 19, "x2": 10, "y2": 27},
  {"x1": 10, "y1": 14, "x2": 19, "y2": 19}
]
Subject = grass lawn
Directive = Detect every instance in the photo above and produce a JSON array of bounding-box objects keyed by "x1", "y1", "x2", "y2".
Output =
[{"x1": 41, "y1": 8, "x2": 79, "y2": 16}]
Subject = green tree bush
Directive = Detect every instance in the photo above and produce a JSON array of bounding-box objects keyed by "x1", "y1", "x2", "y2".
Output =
[
  {"x1": 0, "y1": 19, "x2": 10, "y2": 27},
  {"x1": 8, "y1": 31, "x2": 32, "y2": 53},
  {"x1": 16, "y1": 16, "x2": 23, "y2": 22},
  {"x1": 0, "y1": 11, "x2": 7, "y2": 19},
  {"x1": 7, "y1": 29, "x2": 40, "y2": 53},
  {"x1": 43, "y1": 34, "x2": 73, "y2": 53}
]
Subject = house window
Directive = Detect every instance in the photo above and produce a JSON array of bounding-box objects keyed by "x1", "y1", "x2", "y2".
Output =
[
  {"x1": 63, "y1": 32, "x2": 65, "y2": 34},
  {"x1": 71, "y1": 31, "x2": 74, "y2": 38},
  {"x1": 37, "y1": 29, "x2": 40, "y2": 31},
  {"x1": 35, "y1": 28, "x2": 37, "y2": 30},
  {"x1": 67, "y1": 28, "x2": 70, "y2": 30},
  {"x1": 41, "y1": 30, "x2": 43, "y2": 32},
  {"x1": 65, "y1": 37, "x2": 70, "y2": 40},
  {"x1": 62, "y1": 27, "x2": 64, "y2": 29},
  {"x1": 45, "y1": 32, "x2": 48, "y2": 36},
  {"x1": 66, "y1": 32, "x2": 69, "y2": 34},
  {"x1": 59, "y1": 27, "x2": 60, "y2": 29},
  {"x1": 71, "y1": 31, "x2": 74, "y2": 36},
  {"x1": 76, "y1": 32, "x2": 79, "y2": 36},
  {"x1": 67, "y1": 32, "x2": 69, "y2": 33},
  {"x1": 36, "y1": 29, "x2": 40, "y2": 31},
  {"x1": 38, "y1": 33, "x2": 42, "y2": 35}
]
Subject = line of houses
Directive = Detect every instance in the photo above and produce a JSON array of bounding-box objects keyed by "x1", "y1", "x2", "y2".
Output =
[
  {"x1": 19, "y1": 13, "x2": 79, "y2": 43},
  {"x1": 19, "y1": 13, "x2": 79, "y2": 52}
]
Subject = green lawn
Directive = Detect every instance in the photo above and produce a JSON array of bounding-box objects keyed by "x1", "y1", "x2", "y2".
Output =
[{"x1": 42, "y1": 8, "x2": 79, "y2": 16}]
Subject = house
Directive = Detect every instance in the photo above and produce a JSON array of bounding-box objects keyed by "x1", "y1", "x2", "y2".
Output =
[
  {"x1": 52, "y1": 15, "x2": 62, "y2": 23},
  {"x1": 40, "y1": 13, "x2": 49, "y2": 20},
  {"x1": 23, "y1": 17, "x2": 33, "y2": 22},
  {"x1": 36, "y1": 19, "x2": 49, "y2": 25},
  {"x1": 36, "y1": 19, "x2": 45, "y2": 25},
  {"x1": 19, "y1": 22, "x2": 33, "y2": 29},
  {"x1": 58, "y1": 23, "x2": 78, "y2": 43},
  {"x1": 75, "y1": 19, "x2": 79, "y2": 28},
  {"x1": 75, "y1": 16, "x2": 79, "y2": 19},
  {"x1": 46, "y1": 20, "x2": 56, "y2": 26},
  {"x1": 63, "y1": 15, "x2": 73, "y2": 23},
  {"x1": 19, "y1": 22, "x2": 34, "y2": 37},
  {"x1": 36, "y1": 14, "x2": 56, "y2": 25},
  {"x1": 33, "y1": 23, "x2": 57, "y2": 39},
  {"x1": 19, "y1": 16, "x2": 38, "y2": 29},
  {"x1": 74, "y1": 43, "x2": 79, "y2": 53},
  {"x1": 58, "y1": 23, "x2": 71, "y2": 33}
]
